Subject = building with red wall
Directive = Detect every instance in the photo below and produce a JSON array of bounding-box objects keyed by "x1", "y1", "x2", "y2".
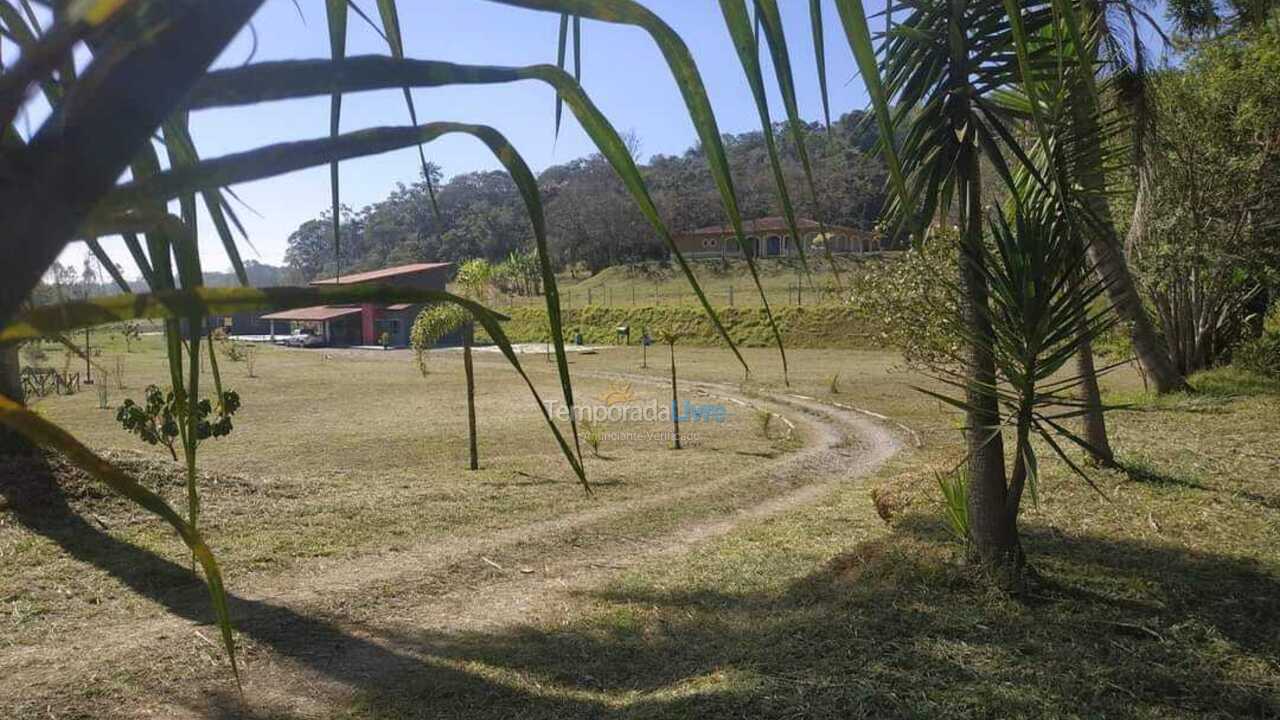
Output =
[{"x1": 260, "y1": 262, "x2": 450, "y2": 347}]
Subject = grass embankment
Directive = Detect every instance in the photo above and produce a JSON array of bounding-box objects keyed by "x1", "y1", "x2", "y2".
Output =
[
  {"x1": 497, "y1": 255, "x2": 897, "y2": 308},
  {"x1": 481, "y1": 304, "x2": 875, "y2": 349}
]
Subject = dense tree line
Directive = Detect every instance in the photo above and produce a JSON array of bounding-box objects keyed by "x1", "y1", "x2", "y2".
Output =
[{"x1": 284, "y1": 112, "x2": 888, "y2": 281}]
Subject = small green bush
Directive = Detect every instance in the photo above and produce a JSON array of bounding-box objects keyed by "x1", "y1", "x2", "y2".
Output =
[
  {"x1": 936, "y1": 466, "x2": 970, "y2": 545},
  {"x1": 1234, "y1": 331, "x2": 1280, "y2": 378}
]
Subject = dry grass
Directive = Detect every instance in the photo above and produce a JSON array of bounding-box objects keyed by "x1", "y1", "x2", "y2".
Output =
[{"x1": 2, "y1": 337, "x2": 1278, "y2": 718}]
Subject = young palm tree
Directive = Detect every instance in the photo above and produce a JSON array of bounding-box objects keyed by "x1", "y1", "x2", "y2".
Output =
[
  {"x1": 411, "y1": 303, "x2": 481, "y2": 471},
  {"x1": 657, "y1": 329, "x2": 682, "y2": 450}
]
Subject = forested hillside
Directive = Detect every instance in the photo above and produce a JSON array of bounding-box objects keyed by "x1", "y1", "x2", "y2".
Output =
[{"x1": 284, "y1": 112, "x2": 888, "y2": 282}]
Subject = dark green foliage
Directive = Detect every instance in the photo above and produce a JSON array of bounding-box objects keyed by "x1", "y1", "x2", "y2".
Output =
[
  {"x1": 479, "y1": 304, "x2": 873, "y2": 349},
  {"x1": 116, "y1": 384, "x2": 240, "y2": 461},
  {"x1": 1234, "y1": 330, "x2": 1280, "y2": 378},
  {"x1": 282, "y1": 113, "x2": 887, "y2": 280}
]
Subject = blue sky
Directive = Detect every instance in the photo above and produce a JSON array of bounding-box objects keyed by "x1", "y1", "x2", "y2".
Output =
[
  {"x1": 77, "y1": 0, "x2": 877, "y2": 276},
  {"x1": 22, "y1": 1, "x2": 1174, "y2": 278}
]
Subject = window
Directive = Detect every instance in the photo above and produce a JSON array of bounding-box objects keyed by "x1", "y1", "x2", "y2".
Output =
[{"x1": 374, "y1": 319, "x2": 402, "y2": 338}]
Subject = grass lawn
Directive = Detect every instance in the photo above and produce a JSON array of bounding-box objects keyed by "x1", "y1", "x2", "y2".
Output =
[{"x1": 1, "y1": 333, "x2": 1277, "y2": 718}]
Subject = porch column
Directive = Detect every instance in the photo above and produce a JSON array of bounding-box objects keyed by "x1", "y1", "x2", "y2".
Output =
[{"x1": 361, "y1": 303, "x2": 377, "y2": 345}]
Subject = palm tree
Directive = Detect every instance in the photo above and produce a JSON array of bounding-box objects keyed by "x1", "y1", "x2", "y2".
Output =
[
  {"x1": 657, "y1": 329, "x2": 682, "y2": 450},
  {"x1": 1065, "y1": 1, "x2": 1192, "y2": 395},
  {"x1": 836, "y1": 0, "x2": 1130, "y2": 566},
  {"x1": 412, "y1": 303, "x2": 481, "y2": 471},
  {"x1": 836, "y1": 0, "x2": 1031, "y2": 564}
]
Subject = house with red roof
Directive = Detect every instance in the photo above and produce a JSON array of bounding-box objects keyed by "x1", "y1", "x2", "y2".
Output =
[{"x1": 260, "y1": 262, "x2": 450, "y2": 347}]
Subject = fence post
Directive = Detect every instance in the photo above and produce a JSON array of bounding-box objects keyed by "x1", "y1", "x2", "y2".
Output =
[
  {"x1": 588, "y1": 288, "x2": 593, "y2": 305},
  {"x1": 631, "y1": 286, "x2": 636, "y2": 305},
  {"x1": 728, "y1": 285, "x2": 734, "y2": 307}
]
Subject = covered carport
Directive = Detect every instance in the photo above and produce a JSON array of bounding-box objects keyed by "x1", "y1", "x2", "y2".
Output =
[{"x1": 259, "y1": 306, "x2": 363, "y2": 346}]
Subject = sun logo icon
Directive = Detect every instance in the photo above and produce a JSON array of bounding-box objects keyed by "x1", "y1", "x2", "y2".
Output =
[{"x1": 597, "y1": 381, "x2": 638, "y2": 406}]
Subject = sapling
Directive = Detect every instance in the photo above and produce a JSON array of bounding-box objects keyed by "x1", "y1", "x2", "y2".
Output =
[
  {"x1": 657, "y1": 330, "x2": 682, "y2": 450},
  {"x1": 582, "y1": 418, "x2": 604, "y2": 458},
  {"x1": 116, "y1": 384, "x2": 240, "y2": 462},
  {"x1": 754, "y1": 408, "x2": 773, "y2": 438}
]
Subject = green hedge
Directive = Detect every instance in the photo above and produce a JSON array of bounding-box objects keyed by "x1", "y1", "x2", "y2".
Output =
[{"x1": 478, "y1": 304, "x2": 876, "y2": 349}]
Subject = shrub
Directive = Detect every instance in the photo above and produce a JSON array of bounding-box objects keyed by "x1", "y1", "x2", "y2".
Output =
[
  {"x1": 754, "y1": 408, "x2": 773, "y2": 438},
  {"x1": 582, "y1": 418, "x2": 604, "y2": 458},
  {"x1": 218, "y1": 334, "x2": 259, "y2": 378},
  {"x1": 119, "y1": 322, "x2": 142, "y2": 352},
  {"x1": 116, "y1": 384, "x2": 241, "y2": 461},
  {"x1": 936, "y1": 465, "x2": 970, "y2": 546},
  {"x1": 1233, "y1": 331, "x2": 1280, "y2": 378}
]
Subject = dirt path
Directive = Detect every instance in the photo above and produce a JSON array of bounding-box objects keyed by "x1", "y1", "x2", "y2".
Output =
[{"x1": 1, "y1": 370, "x2": 903, "y2": 718}]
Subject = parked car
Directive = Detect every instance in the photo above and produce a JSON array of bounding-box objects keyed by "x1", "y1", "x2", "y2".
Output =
[{"x1": 279, "y1": 329, "x2": 326, "y2": 348}]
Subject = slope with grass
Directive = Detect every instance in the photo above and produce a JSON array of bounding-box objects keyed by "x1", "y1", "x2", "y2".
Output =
[
  {"x1": 482, "y1": 303, "x2": 876, "y2": 349},
  {"x1": 508, "y1": 255, "x2": 897, "y2": 308}
]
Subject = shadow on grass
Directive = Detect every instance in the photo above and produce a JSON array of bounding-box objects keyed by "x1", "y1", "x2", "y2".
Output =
[
  {"x1": 385, "y1": 517, "x2": 1278, "y2": 718},
  {"x1": 1115, "y1": 455, "x2": 1280, "y2": 510},
  {"x1": 1116, "y1": 455, "x2": 1212, "y2": 491},
  {"x1": 4, "y1": 457, "x2": 1277, "y2": 718}
]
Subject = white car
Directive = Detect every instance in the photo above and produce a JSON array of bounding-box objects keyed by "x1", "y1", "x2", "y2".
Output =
[{"x1": 280, "y1": 330, "x2": 326, "y2": 348}]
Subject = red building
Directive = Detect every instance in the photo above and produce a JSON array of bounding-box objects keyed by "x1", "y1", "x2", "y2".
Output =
[{"x1": 260, "y1": 262, "x2": 450, "y2": 347}]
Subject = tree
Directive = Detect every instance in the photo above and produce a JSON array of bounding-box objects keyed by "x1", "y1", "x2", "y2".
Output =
[
  {"x1": 657, "y1": 329, "x2": 682, "y2": 450},
  {"x1": 842, "y1": 0, "x2": 1132, "y2": 568},
  {"x1": 1046, "y1": 1, "x2": 1193, "y2": 396},
  {"x1": 411, "y1": 303, "x2": 479, "y2": 470},
  {"x1": 1129, "y1": 20, "x2": 1280, "y2": 373}
]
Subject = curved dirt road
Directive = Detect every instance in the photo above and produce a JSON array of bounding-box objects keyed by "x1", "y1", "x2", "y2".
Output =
[{"x1": 1, "y1": 369, "x2": 903, "y2": 718}]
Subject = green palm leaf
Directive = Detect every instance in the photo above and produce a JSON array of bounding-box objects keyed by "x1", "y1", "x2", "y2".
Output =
[
  {"x1": 169, "y1": 57, "x2": 754, "y2": 371},
  {"x1": 753, "y1": 0, "x2": 843, "y2": 282},
  {"x1": 324, "y1": 0, "x2": 348, "y2": 281},
  {"x1": 718, "y1": 0, "x2": 810, "y2": 278},
  {"x1": 808, "y1": 0, "x2": 832, "y2": 130},
  {"x1": 490, "y1": 0, "x2": 786, "y2": 381},
  {"x1": 374, "y1": 0, "x2": 442, "y2": 220}
]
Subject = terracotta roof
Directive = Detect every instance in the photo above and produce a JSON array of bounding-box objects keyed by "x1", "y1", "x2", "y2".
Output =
[
  {"x1": 309, "y1": 262, "x2": 451, "y2": 286},
  {"x1": 259, "y1": 306, "x2": 363, "y2": 322},
  {"x1": 679, "y1": 216, "x2": 864, "y2": 237}
]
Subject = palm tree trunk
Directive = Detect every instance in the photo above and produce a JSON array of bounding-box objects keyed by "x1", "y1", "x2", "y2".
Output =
[
  {"x1": 1075, "y1": 332, "x2": 1116, "y2": 466},
  {"x1": 1069, "y1": 88, "x2": 1190, "y2": 394},
  {"x1": 669, "y1": 344, "x2": 681, "y2": 450},
  {"x1": 0, "y1": 344, "x2": 31, "y2": 456},
  {"x1": 957, "y1": 151, "x2": 1017, "y2": 568},
  {"x1": 464, "y1": 324, "x2": 478, "y2": 471}
]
